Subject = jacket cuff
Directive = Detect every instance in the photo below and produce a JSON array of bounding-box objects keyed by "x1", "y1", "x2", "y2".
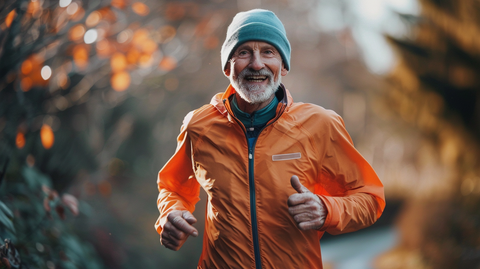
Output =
[{"x1": 316, "y1": 194, "x2": 336, "y2": 231}]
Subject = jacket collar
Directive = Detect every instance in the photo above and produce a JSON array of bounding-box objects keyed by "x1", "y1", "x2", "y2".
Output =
[{"x1": 211, "y1": 83, "x2": 293, "y2": 119}]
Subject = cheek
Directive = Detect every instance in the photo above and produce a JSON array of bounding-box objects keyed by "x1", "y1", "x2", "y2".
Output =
[{"x1": 268, "y1": 59, "x2": 283, "y2": 74}]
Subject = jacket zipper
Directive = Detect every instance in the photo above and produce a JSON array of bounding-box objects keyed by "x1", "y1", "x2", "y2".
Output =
[
  {"x1": 224, "y1": 98, "x2": 287, "y2": 269},
  {"x1": 248, "y1": 140, "x2": 261, "y2": 269}
]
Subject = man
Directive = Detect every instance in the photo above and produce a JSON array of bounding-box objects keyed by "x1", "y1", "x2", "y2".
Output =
[{"x1": 155, "y1": 9, "x2": 385, "y2": 269}]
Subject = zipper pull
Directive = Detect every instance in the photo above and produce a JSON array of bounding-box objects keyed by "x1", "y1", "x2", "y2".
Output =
[{"x1": 249, "y1": 153, "x2": 253, "y2": 159}]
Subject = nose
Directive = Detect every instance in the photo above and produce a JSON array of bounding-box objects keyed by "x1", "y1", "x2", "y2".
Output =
[{"x1": 249, "y1": 52, "x2": 265, "y2": 70}]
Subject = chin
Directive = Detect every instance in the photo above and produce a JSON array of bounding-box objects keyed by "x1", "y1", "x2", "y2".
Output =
[{"x1": 233, "y1": 80, "x2": 280, "y2": 104}]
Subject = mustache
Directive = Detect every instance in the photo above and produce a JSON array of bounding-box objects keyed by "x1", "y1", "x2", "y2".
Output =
[{"x1": 238, "y1": 68, "x2": 274, "y2": 79}]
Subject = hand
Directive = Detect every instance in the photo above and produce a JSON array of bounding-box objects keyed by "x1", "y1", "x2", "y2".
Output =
[
  {"x1": 287, "y1": 175, "x2": 327, "y2": 230},
  {"x1": 161, "y1": 210, "x2": 199, "y2": 251}
]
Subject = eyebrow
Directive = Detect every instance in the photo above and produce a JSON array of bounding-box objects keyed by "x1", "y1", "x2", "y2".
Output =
[{"x1": 236, "y1": 44, "x2": 277, "y2": 52}]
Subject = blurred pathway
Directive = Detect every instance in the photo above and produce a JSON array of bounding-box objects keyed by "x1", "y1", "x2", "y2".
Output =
[{"x1": 321, "y1": 226, "x2": 398, "y2": 269}]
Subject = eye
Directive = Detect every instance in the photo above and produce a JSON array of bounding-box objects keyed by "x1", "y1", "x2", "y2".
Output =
[
  {"x1": 263, "y1": 49, "x2": 275, "y2": 56},
  {"x1": 237, "y1": 50, "x2": 249, "y2": 56}
]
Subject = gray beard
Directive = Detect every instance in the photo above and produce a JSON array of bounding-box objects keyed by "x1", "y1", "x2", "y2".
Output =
[{"x1": 230, "y1": 68, "x2": 281, "y2": 104}]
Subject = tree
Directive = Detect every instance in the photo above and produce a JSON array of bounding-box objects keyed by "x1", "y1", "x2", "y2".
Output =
[
  {"x1": 374, "y1": 1, "x2": 480, "y2": 268},
  {"x1": 0, "y1": 0, "x2": 222, "y2": 267}
]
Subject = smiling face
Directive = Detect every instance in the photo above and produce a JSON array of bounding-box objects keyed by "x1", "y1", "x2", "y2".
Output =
[{"x1": 225, "y1": 41, "x2": 288, "y2": 104}]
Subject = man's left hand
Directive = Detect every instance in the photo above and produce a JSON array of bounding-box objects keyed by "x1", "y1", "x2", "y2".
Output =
[{"x1": 287, "y1": 175, "x2": 327, "y2": 230}]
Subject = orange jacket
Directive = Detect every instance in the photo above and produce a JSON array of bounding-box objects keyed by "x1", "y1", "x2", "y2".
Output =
[{"x1": 155, "y1": 85, "x2": 385, "y2": 269}]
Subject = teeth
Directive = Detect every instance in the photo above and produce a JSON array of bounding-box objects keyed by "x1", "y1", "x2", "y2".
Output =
[{"x1": 246, "y1": 76, "x2": 267, "y2": 81}]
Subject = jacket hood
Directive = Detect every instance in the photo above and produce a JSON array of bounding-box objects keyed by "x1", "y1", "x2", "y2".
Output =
[{"x1": 210, "y1": 83, "x2": 293, "y2": 117}]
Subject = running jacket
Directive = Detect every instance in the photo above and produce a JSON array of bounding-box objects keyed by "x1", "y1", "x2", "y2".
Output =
[{"x1": 155, "y1": 84, "x2": 386, "y2": 269}]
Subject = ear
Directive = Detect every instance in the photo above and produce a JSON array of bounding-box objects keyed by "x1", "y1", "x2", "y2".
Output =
[
  {"x1": 281, "y1": 63, "x2": 288, "y2": 76},
  {"x1": 224, "y1": 63, "x2": 231, "y2": 77}
]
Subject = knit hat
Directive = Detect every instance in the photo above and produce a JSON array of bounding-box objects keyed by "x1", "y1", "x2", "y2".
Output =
[{"x1": 221, "y1": 9, "x2": 291, "y2": 72}]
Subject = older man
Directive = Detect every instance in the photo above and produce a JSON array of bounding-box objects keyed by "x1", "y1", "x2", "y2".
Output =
[{"x1": 155, "y1": 9, "x2": 385, "y2": 269}]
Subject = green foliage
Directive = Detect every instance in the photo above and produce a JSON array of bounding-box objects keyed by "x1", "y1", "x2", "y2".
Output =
[{"x1": 1, "y1": 166, "x2": 104, "y2": 269}]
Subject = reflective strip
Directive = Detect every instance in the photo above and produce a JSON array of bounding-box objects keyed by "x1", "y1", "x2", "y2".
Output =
[{"x1": 272, "y1": 152, "x2": 301, "y2": 161}]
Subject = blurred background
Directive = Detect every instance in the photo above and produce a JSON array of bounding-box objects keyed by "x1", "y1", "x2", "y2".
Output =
[{"x1": 1, "y1": 0, "x2": 479, "y2": 268}]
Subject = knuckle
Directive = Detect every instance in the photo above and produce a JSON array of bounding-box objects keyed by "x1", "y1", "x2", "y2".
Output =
[
  {"x1": 172, "y1": 216, "x2": 182, "y2": 224},
  {"x1": 167, "y1": 211, "x2": 178, "y2": 221}
]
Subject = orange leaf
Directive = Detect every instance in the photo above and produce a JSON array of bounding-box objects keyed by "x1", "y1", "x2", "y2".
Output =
[
  {"x1": 111, "y1": 71, "x2": 130, "y2": 91},
  {"x1": 96, "y1": 39, "x2": 113, "y2": 58},
  {"x1": 132, "y1": 28, "x2": 149, "y2": 47},
  {"x1": 16, "y1": 132, "x2": 25, "y2": 149},
  {"x1": 110, "y1": 53, "x2": 127, "y2": 72},
  {"x1": 159, "y1": 56, "x2": 177, "y2": 71},
  {"x1": 20, "y1": 77, "x2": 32, "y2": 92},
  {"x1": 86, "y1": 11, "x2": 102, "y2": 27},
  {"x1": 132, "y1": 2, "x2": 149, "y2": 16},
  {"x1": 111, "y1": 0, "x2": 127, "y2": 9},
  {"x1": 73, "y1": 44, "x2": 90, "y2": 69},
  {"x1": 27, "y1": 1, "x2": 41, "y2": 16},
  {"x1": 21, "y1": 59, "x2": 33, "y2": 75},
  {"x1": 69, "y1": 24, "x2": 86, "y2": 41},
  {"x1": 140, "y1": 39, "x2": 157, "y2": 54},
  {"x1": 40, "y1": 124, "x2": 55, "y2": 149},
  {"x1": 126, "y1": 48, "x2": 140, "y2": 64},
  {"x1": 5, "y1": 10, "x2": 16, "y2": 28}
]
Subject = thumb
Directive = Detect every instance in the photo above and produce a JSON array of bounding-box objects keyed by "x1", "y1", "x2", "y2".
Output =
[{"x1": 291, "y1": 175, "x2": 309, "y2": 194}]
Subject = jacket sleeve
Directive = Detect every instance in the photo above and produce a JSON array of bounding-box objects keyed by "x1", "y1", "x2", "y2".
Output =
[
  {"x1": 315, "y1": 112, "x2": 385, "y2": 235},
  {"x1": 154, "y1": 111, "x2": 201, "y2": 236}
]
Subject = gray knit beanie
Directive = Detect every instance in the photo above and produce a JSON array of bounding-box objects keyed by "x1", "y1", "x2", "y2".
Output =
[{"x1": 221, "y1": 9, "x2": 291, "y2": 71}]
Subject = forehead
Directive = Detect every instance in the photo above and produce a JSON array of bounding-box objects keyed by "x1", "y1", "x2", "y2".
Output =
[{"x1": 235, "y1": 41, "x2": 277, "y2": 51}]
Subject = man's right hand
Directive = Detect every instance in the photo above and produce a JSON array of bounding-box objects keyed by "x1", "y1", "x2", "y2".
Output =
[{"x1": 161, "y1": 210, "x2": 199, "y2": 251}]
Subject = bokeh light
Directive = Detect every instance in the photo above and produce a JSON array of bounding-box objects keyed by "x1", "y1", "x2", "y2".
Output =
[
  {"x1": 111, "y1": 71, "x2": 131, "y2": 91},
  {"x1": 117, "y1": 29, "x2": 133, "y2": 43},
  {"x1": 110, "y1": 53, "x2": 127, "y2": 72},
  {"x1": 96, "y1": 39, "x2": 113, "y2": 58},
  {"x1": 132, "y1": 2, "x2": 150, "y2": 16},
  {"x1": 41, "y1": 66, "x2": 52, "y2": 80},
  {"x1": 69, "y1": 24, "x2": 86, "y2": 41},
  {"x1": 40, "y1": 124, "x2": 55, "y2": 149},
  {"x1": 16, "y1": 132, "x2": 26, "y2": 149},
  {"x1": 66, "y1": 2, "x2": 79, "y2": 15},
  {"x1": 59, "y1": 0, "x2": 72, "y2": 8},
  {"x1": 20, "y1": 77, "x2": 33, "y2": 92},
  {"x1": 84, "y1": 29, "x2": 98, "y2": 44},
  {"x1": 21, "y1": 60, "x2": 33, "y2": 75},
  {"x1": 158, "y1": 56, "x2": 177, "y2": 71},
  {"x1": 86, "y1": 11, "x2": 102, "y2": 27},
  {"x1": 72, "y1": 44, "x2": 89, "y2": 69}
]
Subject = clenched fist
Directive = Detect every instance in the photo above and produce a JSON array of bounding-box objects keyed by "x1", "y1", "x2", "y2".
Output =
[
  {"x1": 161, "y1": 210, "x2": 199, "y2": 251},
  {"x1": 287, "y1": 175, "x2": 327, "y2": 230}
]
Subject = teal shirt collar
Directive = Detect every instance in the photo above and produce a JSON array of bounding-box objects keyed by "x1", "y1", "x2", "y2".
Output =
[{"x1": 231, "y1": 95, "x2": 279, "y2": 128}]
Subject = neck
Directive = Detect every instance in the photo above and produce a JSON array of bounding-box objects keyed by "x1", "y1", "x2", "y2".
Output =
[{"x1": 234, "y1": 93, "x2": 275, "y2": 114}]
